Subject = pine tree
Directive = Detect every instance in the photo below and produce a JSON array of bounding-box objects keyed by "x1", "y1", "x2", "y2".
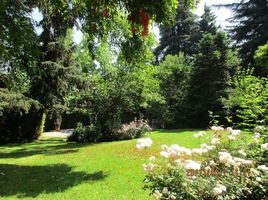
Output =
[
  {"x1": 155, "y1": 5, "x2": 199, "y2": 62},
  {"x1": 198, "y1": 4, "x2": 217, "y2": 35},
  {"x1": 230, "y1": 0, "x2": 268, "y2": 70},
  {"x1": 187, "y1": 32, "x2": 240, "y2": 127}
]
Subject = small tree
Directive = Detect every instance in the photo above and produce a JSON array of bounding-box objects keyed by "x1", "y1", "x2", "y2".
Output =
[{"x1": 222, "y1": 69, "x2": 268, "y2": 129}]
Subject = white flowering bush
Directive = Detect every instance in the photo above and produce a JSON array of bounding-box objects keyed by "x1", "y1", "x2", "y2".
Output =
[{"x1": 142, "y1": 127, "x2": 268, "y2": 200}]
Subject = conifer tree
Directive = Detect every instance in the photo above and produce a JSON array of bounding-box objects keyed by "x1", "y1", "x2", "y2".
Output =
[
  {"x1": 187, "y1": 32, "x2": 240, "y2": 127},
  {"x1": 229, "y1": 0, "x2": 268, "y2": 70},
  {"x1": 155, "y1": 5, "x2": 199, "y2": 62},
  {"x1": 198, "y1": 5, "x2": 217, "y2": 35}
]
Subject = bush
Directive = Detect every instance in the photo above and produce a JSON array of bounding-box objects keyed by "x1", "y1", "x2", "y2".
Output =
[
  {"x1": 0, "y1": 89, "x2": 43, "y2": 145},
  {"x1": 68, "y1": 119, "x2": 152, "y2": 143},
  {"x1": 115, "y1": 119, "x2": 152, "y2": 140},
  {"x1": 68, "y1": 122, "x2": 101, "y2": 143},
  {"x1": 142, "y1": 126, "x2": 268, "y2": 200}
]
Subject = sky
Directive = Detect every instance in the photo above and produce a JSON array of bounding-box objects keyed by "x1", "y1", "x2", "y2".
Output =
[{"x1": 32, "y1": 0, "x2": 240, "y2": 44}]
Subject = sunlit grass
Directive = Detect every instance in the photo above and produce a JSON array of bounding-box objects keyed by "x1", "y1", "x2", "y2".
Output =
[{"x1": 0, "y1": 129, "x2": 208, "y2": 200}]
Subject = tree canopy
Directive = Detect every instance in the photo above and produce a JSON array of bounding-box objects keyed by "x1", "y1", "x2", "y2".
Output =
[{"x1": 229, "y1": 0, "x2": 268, "y2": 71}]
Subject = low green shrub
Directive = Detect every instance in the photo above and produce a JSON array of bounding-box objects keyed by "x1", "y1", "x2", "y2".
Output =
[
  {"x1": 68, "y1": 122, "x2": 101, "y2": 143},
  {"x1": 142, "y1": 126, "x2": 268, "y2": 200}
]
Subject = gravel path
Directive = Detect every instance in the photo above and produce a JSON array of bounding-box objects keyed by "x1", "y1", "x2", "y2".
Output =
[{"x1": 39, "y1": 129, "x2": 73, "y2": 139}]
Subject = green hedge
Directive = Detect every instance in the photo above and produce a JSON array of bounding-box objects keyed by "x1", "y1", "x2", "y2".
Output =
[{"x1": 0, "y1": 89, "x2": 43, "y2": 145}]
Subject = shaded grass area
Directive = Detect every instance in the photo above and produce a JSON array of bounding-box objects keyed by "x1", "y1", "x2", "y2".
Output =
[{"x1": 0, "y1": 129, "x2": 200, "y2": 200}]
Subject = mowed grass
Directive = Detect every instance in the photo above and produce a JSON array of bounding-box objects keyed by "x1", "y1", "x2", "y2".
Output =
[{"x1": 0, "y1": 129, "x2": 201, "y2": 200}]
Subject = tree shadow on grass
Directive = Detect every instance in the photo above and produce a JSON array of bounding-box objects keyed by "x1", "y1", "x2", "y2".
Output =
[
  {"x1": 0, "y1": 140, "x2": 93, "y2": 159},
  {"x1": 0, "y1": 164, "x2": 107, "y2": 198}
]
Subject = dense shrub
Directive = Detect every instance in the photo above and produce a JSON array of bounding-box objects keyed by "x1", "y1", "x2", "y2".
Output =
[
  {"x1": 0, "y1": 89, "x2": 43, "y2": 145},
  {"x1": 142, "y1": 126, "x2": 268, "y2": 200},
  {"x1": 68, "y1": 119, "x2": 152, "y2": 143},
  {"x1": 68, "y1": 122, "x2": 101, "y2": 143}
]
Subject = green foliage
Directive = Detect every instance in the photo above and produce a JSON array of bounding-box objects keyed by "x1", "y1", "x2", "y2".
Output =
[
  {"x1": 254, "y1": 42, "x2": 268, "y2": 77},
  {"x1": 66, "y1": 35, "x2": 161, "y2": 141},
  {"x1": 69, "y1": 119, "x2": 152, "y2": 142},
  {"x1": 187, "y1": 32, "x2": 240, "y2": 127},
  {"x1": 0, "y1": 89, "x2": 43, "y2": 144},
  {"x1": 0, "y1": 0, "x2": 39, "y2": 72},
  {"x1": 0, "y1": 0, "x2": 199, "y2": 144},
  {"x1": 198, "y1": 5, "x2": 217, "y2": 35},
  {"x1": 222, "y1": 70, "x2": 268, "y2": 129},
  {"x1": 155, "y1": 5, "x2": 199, "y2": 62},
  {"x1": 0, "y1": 89, "x2": 41, "y2": 115},
  {"x1": 150, "y1": 53, "x2": 191, "y2": 128},
  {"x1": 68, "y1": 122, "x2": 100, "y2": 143},
  {"x1": 31, "y1": 30, "x2": 80, "y2": 129},
  {"x1": 230, "y1": 0, "x2": 268, "y2": 69}
]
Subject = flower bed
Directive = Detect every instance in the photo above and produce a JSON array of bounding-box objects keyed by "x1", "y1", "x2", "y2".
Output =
[{"x1": 139, "y1": 126, "x2": 268, "y2": 200}]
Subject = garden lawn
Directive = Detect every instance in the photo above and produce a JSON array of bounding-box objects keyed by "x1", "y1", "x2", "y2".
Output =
[{"x1": 0, "y1": 129, "x2": 201, "y2": 200}]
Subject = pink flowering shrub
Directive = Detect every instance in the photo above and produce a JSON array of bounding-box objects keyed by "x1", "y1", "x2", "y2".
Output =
[
  {"x1": 143, "y1": 126, "x2": 268, "y2": 200},
  {"x1": 116, "y1": 119, "x2": 152, "y2": 140}
]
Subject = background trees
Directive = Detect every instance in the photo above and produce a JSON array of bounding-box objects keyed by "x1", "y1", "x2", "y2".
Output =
[
  {"x1": 154, "y1": 4, "x2": 199, "y2": 62},
  {"x1": 0, "y1": 1, "x2": 267, "y2": 144},
  {"x1": 229, "y1": 0, "x2": 268, "y2": 73},
  {"x1": 149, "y1": 53, "x2": 191, "y2": 128}
]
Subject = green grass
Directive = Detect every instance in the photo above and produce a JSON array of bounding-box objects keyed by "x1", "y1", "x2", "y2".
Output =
[{"x1": 0, "y1": 129, "x2": 201, "y2": 200}]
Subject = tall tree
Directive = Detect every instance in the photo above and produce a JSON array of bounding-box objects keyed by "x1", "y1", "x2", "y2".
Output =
[
  {"x1": 0, "y1": 0, "x2": 39, "y2": 91},
  {"x1": 155, "y1": 4, "x2": 199, "y2": 62},
  {"x1": 198, "y1": 4, "x2": 217, "y2": 35},
  {"x1": 187, "y1": 32, "x2": 240, "y2": 127},
  {"x1": 229, "y1": 0, "x2": 268, "y2": 71}
]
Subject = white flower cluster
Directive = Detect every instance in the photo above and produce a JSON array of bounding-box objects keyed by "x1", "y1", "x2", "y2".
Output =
[
  {"x1": 136, "y1": 138, "x2": 153, "y2": 150},
  {"x1": 153, "y1": 190, "x2": 162, "y2": 199},
  {"x1": 227, "y1": 127, "x2": 241, "y2": 140},
  {"x1": 160, "y1": 144, "x2": 191, "y2": 159},
  {"x1": 143, "y1": 126, "x2": 268, "y2": 199},
  {"x1": 211, "y1": 126, "x2": 224, "y2": 131},
  {"x1": 211, "y1": 138, "x2": 220, "y2": 145},
  {"x1": 159, "y1": 144, "x2": 202, "y2": 171},
  {"x1": 261, "y1": 143, "x2": 268, "y2": 151},
  {"x1": 192, "y1": 143, "x2": 216, "y2": 155},
  {"x1": 219, "y1": 151, "x2": 253, "y2": 167},
  {"x1": 143, "y1": 163, "x2": 155, "y2": 172},
  {"x1": 193, "y1": 131, "x2": 206, "y2": 138},
  {"x1": 185, "y1": 160, "x2": 201, "y2": 170},
  {"x1": 254, "y1": 125, "x2": 267, "y2": 133},
  {"x1": 258, "y1": 165, "x2": 268, "y2": 172},
  {"x1": 153, "y1": 187, "x2": 177, "y2": 199},
  {"x1": 213, "y1": 184, "x2": 227, "y2": 195}
]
